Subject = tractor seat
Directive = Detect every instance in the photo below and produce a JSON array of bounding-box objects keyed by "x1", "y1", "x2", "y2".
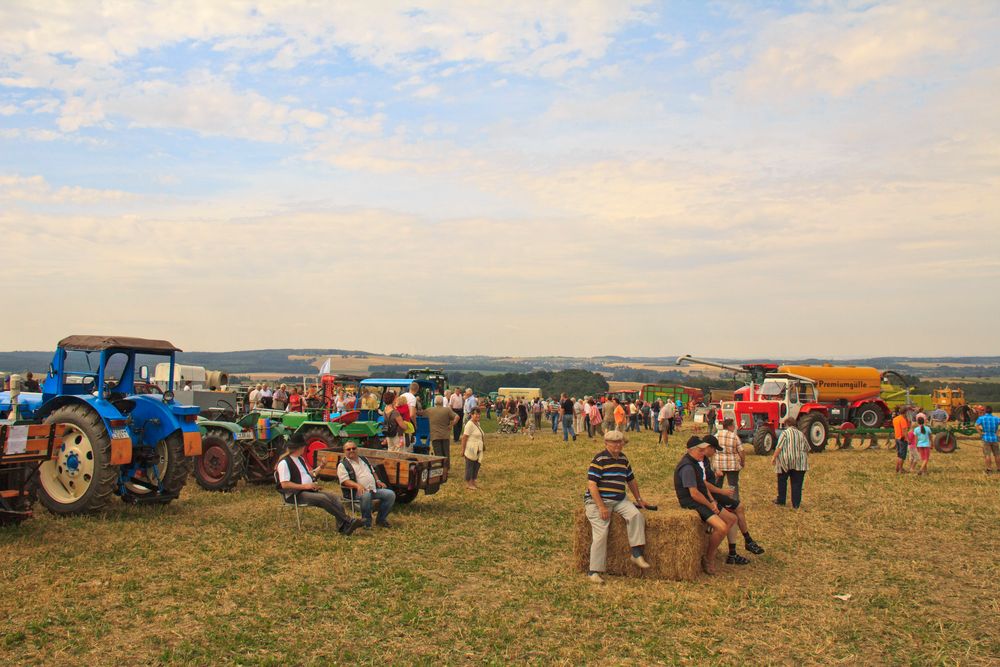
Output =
[{"x1": 329, "y1": 410, "x2": 359, "y2": 425}]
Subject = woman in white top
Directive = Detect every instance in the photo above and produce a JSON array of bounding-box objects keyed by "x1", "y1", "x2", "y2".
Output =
[{"x1": 461, "y1": 408, "x2": 486, "y2": 490}]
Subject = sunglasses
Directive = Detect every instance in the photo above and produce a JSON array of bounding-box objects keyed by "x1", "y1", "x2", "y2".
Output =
[{"x1": 344, "y1": 447, "x2": 357, "y2": 451}]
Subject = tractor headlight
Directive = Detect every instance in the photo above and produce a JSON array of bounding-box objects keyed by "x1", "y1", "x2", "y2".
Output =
[{"x1": 163, "y1": 390, "x2": 175, "y2": 403}]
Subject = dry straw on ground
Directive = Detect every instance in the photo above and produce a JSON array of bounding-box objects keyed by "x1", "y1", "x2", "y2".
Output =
[{"x1": 573, "y1": 505, "x2": 706, "y2": 580}]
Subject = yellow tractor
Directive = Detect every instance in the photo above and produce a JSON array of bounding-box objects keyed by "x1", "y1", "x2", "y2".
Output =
[{"x1": 933, "y1": 387, "x2": 976, "y2": 422}]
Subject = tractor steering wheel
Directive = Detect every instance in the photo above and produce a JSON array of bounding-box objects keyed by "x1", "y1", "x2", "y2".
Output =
[{"x1": 215, "y1": 398, "x2": 237, "y2": 421}]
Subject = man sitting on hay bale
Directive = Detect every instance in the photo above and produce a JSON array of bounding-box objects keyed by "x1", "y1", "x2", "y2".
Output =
[
  {"x1": 674, "y1": 436, "x2": 737, "y2": 575},
  {"x1": 583, "y1": 430, "x2": 653, "y2": 583},
  {"x1": 701, "y1": 435, "x2": 765, "y2": 564}
]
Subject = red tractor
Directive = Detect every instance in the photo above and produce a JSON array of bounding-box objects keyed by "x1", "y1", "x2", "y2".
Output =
[{"x1": 677, "y1": 356, "x2": 830, "y2": 454}]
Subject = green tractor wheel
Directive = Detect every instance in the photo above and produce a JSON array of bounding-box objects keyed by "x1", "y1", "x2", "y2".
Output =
[
  {"x1": 35, "y1": 404, "x2": 118, "y2": 515},
  {"x1": 122, "y1": 432, "x2": 191, "y2": 503},
  {"x1": 194, "y1": 427, "x2": 246, "y2": 492}
]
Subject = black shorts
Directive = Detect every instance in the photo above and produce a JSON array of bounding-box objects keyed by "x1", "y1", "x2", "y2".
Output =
[
  {"x1": 715, "y1": 495, "x2": 740, "y2": 512},
  {"x1": 680, "y1": 500, "x2": 716, "y2": 523},
  {"x1": 895, "y1": 438, "x2": 908, "y2": 459}
]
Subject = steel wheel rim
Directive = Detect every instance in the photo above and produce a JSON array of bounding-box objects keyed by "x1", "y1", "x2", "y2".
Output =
[
  {"x1": 809, "y1": 423, "x2": 825, "y2": 445},
  {"x1": 197, "y1": 440, "x2": 229, "y2": 483},
  {"x1": 39, "y1": 425, "x2": 96, "y2": 503}
]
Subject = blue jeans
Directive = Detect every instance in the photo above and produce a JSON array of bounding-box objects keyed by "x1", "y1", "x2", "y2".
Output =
[
  {"x1": 562, "y1": 415, "x2": 575, "y2": 440},
  {"x1": 551, "y1": 413, "x2": 559, "y2": 432},
  {"x1": 359, "y1": 488, "x2": 396, "y2": 526}
]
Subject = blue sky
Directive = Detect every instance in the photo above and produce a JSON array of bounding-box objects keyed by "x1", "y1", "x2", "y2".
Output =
[{"x1": 1, "y1": 2, "x2": 998, "y2": 357}]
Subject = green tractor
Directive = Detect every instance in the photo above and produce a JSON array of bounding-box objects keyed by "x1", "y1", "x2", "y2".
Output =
[{"x1": 193, "y1": 406, "x2": 381, "y2": 491}]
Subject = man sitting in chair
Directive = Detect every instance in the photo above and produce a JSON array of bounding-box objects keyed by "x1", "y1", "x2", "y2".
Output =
[
  {"x1": 337, "y1": 442, "x2": 397, "y2": 529},
  {"x1": 276, "y1": 433, "x2": 360, "y2": 535}
]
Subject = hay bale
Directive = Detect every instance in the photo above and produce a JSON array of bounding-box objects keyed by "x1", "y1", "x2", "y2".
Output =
[{"x1": 573, "y1": 504, "x2": 707, "y2": 581}]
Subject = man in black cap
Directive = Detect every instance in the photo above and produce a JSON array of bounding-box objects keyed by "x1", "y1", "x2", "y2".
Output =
[
  {"x1": 276, "y1": 433, "x2": 360, "y2": 535},
  {"x1": 674, "y1": 435, "x2": 736, "y2": 574},
  {"x1": 701, "y1": 434, "x2": 765, "y2": 565}
]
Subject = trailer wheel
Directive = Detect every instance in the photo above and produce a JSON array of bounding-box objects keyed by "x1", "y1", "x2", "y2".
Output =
[
  {"x1": 194, "y1": 427, "x2": 246, "y2": 492},
  {"x1": 36, "y1": 404, "x2": 118, "y2": 515},
  {"x1": 855, "y1": 403, "x2": 884, "y2": 428},
  {"x1": 933, "y1": 432, "x2": 957, "y2": 453},
  {"x1": 122, "y1": 432, "x2": 191, "y2": 503},
  {"x1": 752, "y1": 425, "x2": 776, "y2": 455},
  {"x1": 299, "y1": 428, "x2": 334, "y2": 468},
  {"x1": 799, "y1": 413, "x2": 829, "y2": 452},
  {"x1": 394, "y1": 488, "x2": 419, "y2": 504}
]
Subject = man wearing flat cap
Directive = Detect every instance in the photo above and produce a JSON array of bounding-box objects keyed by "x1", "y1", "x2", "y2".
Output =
[
  {"x1": 583, "y1": 430, "x2": 653, "y2": 584},
  {"x1": 673, "y1": 436, "x2": 737, "y2": 575}
]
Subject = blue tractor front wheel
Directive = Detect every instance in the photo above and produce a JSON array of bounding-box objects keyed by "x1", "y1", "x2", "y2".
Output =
[{"x1": 36, "y1": 405, "x2": 118, "y2": 515}]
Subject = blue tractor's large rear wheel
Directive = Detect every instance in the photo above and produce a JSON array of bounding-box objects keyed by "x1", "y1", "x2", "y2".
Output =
[{"x1": 36, "y1": 405, "x2": 118, "y2": 515}]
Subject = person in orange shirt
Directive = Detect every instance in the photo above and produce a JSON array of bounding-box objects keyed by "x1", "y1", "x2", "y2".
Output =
[
  {"x1": 892, "y1": 407, "x2": 910, "y2": 474},
  {"x1": 613, "y1": 398, "x2": 626, "y2": 432}
]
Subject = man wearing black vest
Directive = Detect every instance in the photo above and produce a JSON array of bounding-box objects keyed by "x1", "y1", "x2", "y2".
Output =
[
  {"x1": 276, "y1": 434, "x2": 360, "y2": 535},
  {"x1": 674, "y1": 436, "x2": 736, "y2": 575},
  {"x1": 337, "y1": 442, "x2": 396, "y2": 529}
]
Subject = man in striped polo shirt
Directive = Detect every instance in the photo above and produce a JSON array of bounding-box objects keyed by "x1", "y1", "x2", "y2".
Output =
[{"x1": 583, "y1": 430, "x2": 652, "y2": 583}]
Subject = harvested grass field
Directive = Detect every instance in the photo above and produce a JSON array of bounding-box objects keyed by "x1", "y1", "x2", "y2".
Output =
[{"x1": 2, "y1": 422, "x2": 998, "y2": 665}]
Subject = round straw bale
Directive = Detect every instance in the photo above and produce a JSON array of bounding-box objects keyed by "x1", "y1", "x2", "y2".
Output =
[{"x1": 573, "y1": 504, "x2": 707, "y2": 581}]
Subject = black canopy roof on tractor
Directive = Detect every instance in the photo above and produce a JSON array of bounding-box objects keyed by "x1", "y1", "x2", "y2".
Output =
[{"x1": 57, "y1": 335, "x2": 182, "y2": 354}]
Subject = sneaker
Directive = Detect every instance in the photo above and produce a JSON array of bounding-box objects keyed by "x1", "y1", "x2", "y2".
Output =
[
  {"x1": 745, "y1": 540, "x2": 765, "y2": 555},
  {"x1": 376, "y1": 520, "x2": 391, "y2": 528},
  {"x1": 587, "y1": 573, "x2": 605, "y2": 584},
  {"x1": 772, "y1": 499, "x2": 785, "y2": 506},
  {"x1": 725, "y1": 553, "x2": 750, "y2": 565},
  {"x1": 630, "y1": 555, "x2": 651, "y2": 569},
  {"x1": 340, "y1": 518, "x2": 361, "y2": 536}
]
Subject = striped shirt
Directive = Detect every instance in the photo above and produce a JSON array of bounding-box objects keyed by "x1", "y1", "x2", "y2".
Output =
[
  {"x1": 714, "y1": 429, "x2": 743, "y2": 472},
  {"x1": 774, "y1": 427, "x2": 809, "y2": 473},
  {"x1": 585, "y1": 450, "x2": 635, "y2": 502},
  {"x1": 976, "y1": 414, "x2": 1000, "y2": 443}
]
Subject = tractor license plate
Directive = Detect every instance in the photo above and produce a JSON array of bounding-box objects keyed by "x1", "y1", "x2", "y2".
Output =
[
  {"x1": 111, "y1": 428, "x2": 130, "y2": 440},
  {"x1": 429, "y1": 468, "x2": 443, "y2": 479},
  {"x1": 237, "y1": 430, "x2": 254, "y2": 440}
]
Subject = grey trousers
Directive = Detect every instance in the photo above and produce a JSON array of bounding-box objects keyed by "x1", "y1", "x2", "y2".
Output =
[{"x1": 584, "y1": 498, "x2": 645, "y2": 573}]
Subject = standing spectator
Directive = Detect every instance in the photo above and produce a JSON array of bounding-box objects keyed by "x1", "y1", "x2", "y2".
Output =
[
  {"x1": 651, "y1": 400, "x2": 660, "y2": 436},
  {"x1": 613, "y1": 398, "x2": 626, "y2": 432},
  {"x1": 560, "y1": 393, "x2": 577, "y2": 442},
  {"x1": 260, "y1": 384, "x2": 273, "y2": 408},
  {"x1": 485, "y1": 398, "x2": 492, "y2": 420},
  {"x1": 532, "y1": 397, "x2": 544, "y2": 432},
  {"x1": 659, "y1": 398, "x2": 675, "y2": 443},
  {"x1": 463, "y1": 388, "x2": 478, "y2": 425},
  {"x1": 627, "y1": 401, "x2": 639, "y2": 432},
  {"x1": 583, "y1": 430, "x2": 652, "y2": 583},
  {"x1": 602, "y1": 397, "x2": 615, "y2": 434},
  {"x1": 461, "y1": 409, "x2": 486, "y2": 490},
  {"x1": 772, "y1": 417, "x2": 809, "y2": 508},
  {"x1": 420, "y1": 396, "x2": 459, "y2": 460},
  {"x1": 549, "y1": 398, "x2": 560, "y2": 433},
  {"x1": 517, "y1": 400, "x2": 529, "y2": 435},
  {"x1": 272, "y1": 384, "x2": 289, "y2": 411},
  {"x1": 586, "y1": 398, "x2": 599, "y2": 438},
  {"x1": 714, "y1": 419, "x2": 745, "y2": 500},
  {"x1": 929, "y1": 406, "x2": 948, "y2": 426},
  {"x1": 892, "y1": 407, "x2": 910, "y2": 474},
  {"x1": 248, "y1": 384, "x2": 262, "y2": 411},
  {"x1": 287, "y1": 387, "x2": 303, "y2": 412},
  {"x1": 381, "y1": 391, "x2": 408, "y2": 452},
  {"x1": 23, "y1": 372, "x2": 41, "y2": 393},
  {"x1": 976, "y1": 406, "x2": 1000, "y2": 474},
  {"x1": 641, "y1": 400, "x2": 651, "y2": 430},
  {"x1": 706, "y1": 405, "x2": 717, "y2": 435},
  {"x1": 449, "y1": 389, "x2": 464, "y2": 442},
  {"x1": 573, "y1": 398, "x2": 585, "y2": 437},
  {"x1": 911, "y1": 416, "x2": 932, "y2": 475},
  {"x1": 401, "y1": 382, "x2": 420, "y2": 426}
]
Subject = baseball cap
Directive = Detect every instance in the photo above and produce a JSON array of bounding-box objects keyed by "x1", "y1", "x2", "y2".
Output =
[{"x1": 701, "y1": 435, "x2": 723, "y2": 451}]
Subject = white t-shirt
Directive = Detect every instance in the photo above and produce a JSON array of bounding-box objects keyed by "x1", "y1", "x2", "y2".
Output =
[
  {"x1": 337, "y1": 457, "x2": 377, "y2": 492},
  {"x1": 277, "y1": 457, "x2": 312, "y2": 496},
  {"x1": 449, "y1": 393, "x2": 464, "y2": 409},
  {"x1": 402, "y1": 391, "x2": 418, "y2": 415}
]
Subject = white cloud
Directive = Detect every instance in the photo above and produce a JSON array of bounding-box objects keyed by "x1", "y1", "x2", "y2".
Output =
[{"x1": 0, "y1": 174, "x2": 133, "y2": 203}]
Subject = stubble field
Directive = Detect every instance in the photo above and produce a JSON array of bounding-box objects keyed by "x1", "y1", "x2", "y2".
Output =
[{"x1": 1, "y1": 420, "x2": 997, "y2": 666}]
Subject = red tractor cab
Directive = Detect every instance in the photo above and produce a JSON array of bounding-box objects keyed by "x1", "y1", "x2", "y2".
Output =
[{"x1": 722, "y1": 373, "x2": 830, "y2": 455}]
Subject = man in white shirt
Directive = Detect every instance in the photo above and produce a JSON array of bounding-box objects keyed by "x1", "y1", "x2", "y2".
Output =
[
  {"x1": 248, "y1": 384, "x2": 261, "y2": 411},
  {"x1": 276, "y1": 434, "x2": 359, "y2": 535},
  {"x1": 260, "y1": 384, "x2": 273, "y2": 408},
  {"x1": 401, "y1": 382, "x2": 420, "y2": 423},
  {"x1": 337, "y1": 442, "x2": 396, "y2": 528},
  {"x1": 449, "y1": 390, "x2": 464, "y2": 442},
  {"x1": 659, "y1": 399, "x2": 676, "y2": 443}
]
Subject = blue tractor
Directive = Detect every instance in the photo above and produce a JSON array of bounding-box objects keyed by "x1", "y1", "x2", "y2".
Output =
[{"x1": 0, "y1": 335, "x2": 203, "y2": 515}]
